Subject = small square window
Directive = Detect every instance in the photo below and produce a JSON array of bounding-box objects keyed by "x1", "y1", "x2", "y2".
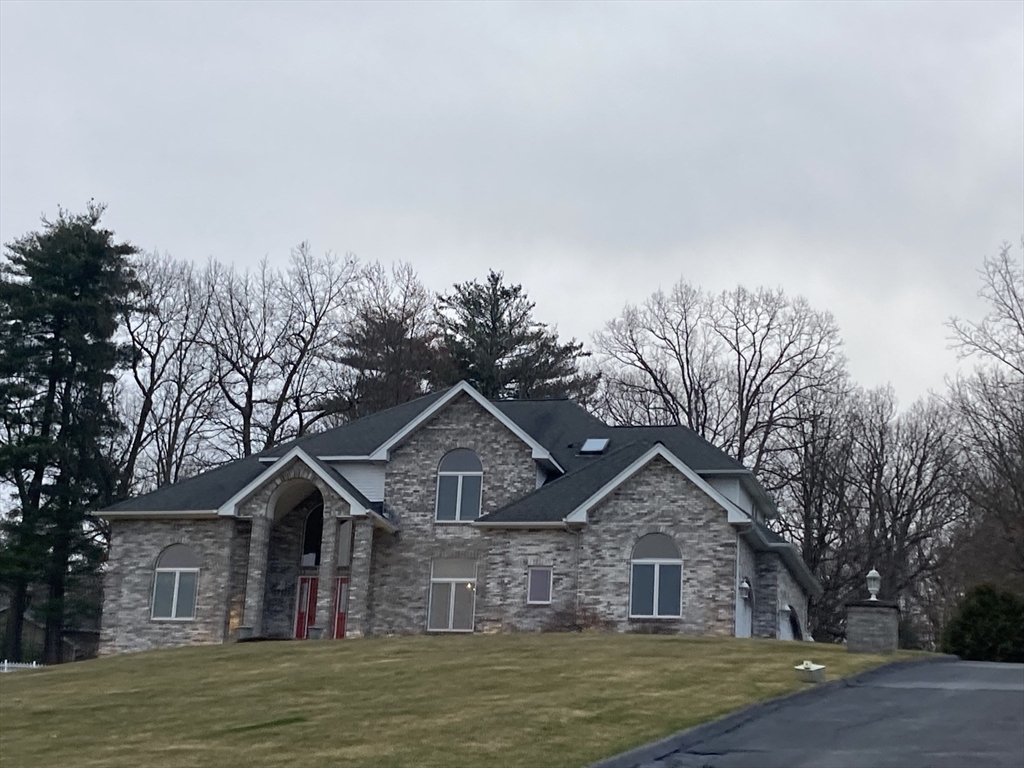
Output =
[{"x1": 527, "y1": 567, "x2": 552, "y2": 604}]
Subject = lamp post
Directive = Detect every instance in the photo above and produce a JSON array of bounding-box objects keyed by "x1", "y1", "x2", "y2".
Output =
[{"x1": 866, "y1": 568, "x2": 881, "y2": 601}]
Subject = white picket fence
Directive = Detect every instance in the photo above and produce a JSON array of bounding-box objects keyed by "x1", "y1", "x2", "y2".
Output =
[{"x1": 0, "y1": 660, "x2": 44, "y2": 673}]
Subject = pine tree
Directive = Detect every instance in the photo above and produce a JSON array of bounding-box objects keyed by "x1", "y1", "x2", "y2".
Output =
[
  {"x1": 434, "y1": 270, "x2": 598, "y2": 401},
  {"x1": 0, "y1": 203, "x2": 138, "y2": 662}
]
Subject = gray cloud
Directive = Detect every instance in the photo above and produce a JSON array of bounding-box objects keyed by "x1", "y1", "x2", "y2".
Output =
[{"x1": 2, "y1": 1, "x2": 1021, "y2": 403}]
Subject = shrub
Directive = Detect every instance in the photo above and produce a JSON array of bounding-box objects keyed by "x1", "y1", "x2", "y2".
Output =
[
  {"x1": 542, "y1": 605, "x2": 616, "y2": 633},
  {"x1": 940, "y1": 584, "x2": 1024, "y2": 663}
]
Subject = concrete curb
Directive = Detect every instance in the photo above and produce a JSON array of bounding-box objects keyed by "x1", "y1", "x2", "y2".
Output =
[{"x1": 588, "y1": 655, "x2": 959, "y2": 768}]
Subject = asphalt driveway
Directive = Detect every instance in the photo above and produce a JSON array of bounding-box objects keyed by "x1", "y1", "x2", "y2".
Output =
[{"x1": 594, "y1": 659, "x2": 1024, "y2": 768}]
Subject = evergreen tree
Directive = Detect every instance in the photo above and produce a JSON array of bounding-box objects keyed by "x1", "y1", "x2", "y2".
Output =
[
  {"x1": 324, "y1": 262, "x2": 436, "y2": 421},
  {"x1": 434, "y1": 270, "x2": 598, "y2": 400},
  {"x1": 0, "y1": 203, "x2": 138, "y2": 662}
]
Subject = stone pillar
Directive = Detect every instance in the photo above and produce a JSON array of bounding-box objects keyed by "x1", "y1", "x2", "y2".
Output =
[
  {"x1": 241, "y1": 514, "x2": 272, "y2": 636},
  {"x1": 315, "y1": 512, "x2": 340, "y2": 638},
  {"x1": 752, "y1": 552, "x2": 780, "y2": 638},
  {"x1": 846, "y1": 600, "x2": 899, "y2": 653},
  {"x1": 345, "y1": 519, "x2": 375, "y2": 638}
]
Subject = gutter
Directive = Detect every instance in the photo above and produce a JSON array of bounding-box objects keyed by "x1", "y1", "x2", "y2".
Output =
[
  {"x1": 91, "y1": 509, "x2": 220, "y2": 520},
  {"x1": 737, "y1": 522, "x2": 823, "y2": 599},
  {"x1": 472, "y1": 520, "x2": 572, "y2": 530}
]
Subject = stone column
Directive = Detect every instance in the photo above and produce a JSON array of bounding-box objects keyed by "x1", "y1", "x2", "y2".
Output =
[
  {"x1": 241, "y1": 514, "x2": 272, "y2": 636},
  {"x1": 752, "y1": 552, "x2": 780, "y2": 638},
  {"x1": 846, "y1": 600, "x2": 899, "y2": 653},
  {"x1": 315, "y1": 511, "x2": 340, "y2": 638},
  {"x1": 345, "y1": 519, "x2": 375, "y2": 638}
]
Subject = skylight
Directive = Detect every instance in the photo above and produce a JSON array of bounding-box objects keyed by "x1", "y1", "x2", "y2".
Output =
[{"x1": 579, "y1": 438, "x2": 610, "y2": 454}]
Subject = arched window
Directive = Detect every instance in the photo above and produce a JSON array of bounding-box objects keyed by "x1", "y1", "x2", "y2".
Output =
[
  {"x1": 301, "y1": 505, "x2": 324, "y2": 567},
  {"x1": 435, "y1": 449, "x2": 483, "y2": 522},
  {"x1": 152, "y1": 544, "x2": 199, "y2": 620},
  {"x1": 629, "y1": 533, "x2": 682, "y2": 618}
]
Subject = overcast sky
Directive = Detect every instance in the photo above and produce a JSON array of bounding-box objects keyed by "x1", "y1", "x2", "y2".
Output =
[{"x1": 1, "y1": 1, "x2": 1021, "y2": 404}]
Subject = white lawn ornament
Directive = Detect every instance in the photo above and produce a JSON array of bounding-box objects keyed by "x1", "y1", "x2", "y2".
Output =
[{"x1": 794, "y1": 660, "x2": 826, "y2": 683}]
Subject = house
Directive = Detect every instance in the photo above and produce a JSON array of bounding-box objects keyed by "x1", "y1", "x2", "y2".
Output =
[{"x1": 96, "y1": 381, "x2": 820, "y2": 654}]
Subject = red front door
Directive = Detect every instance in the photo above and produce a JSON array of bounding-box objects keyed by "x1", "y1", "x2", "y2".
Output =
[
  {"x1": 333, "y1": 577, "x2": 349, "y2": 639},
  {"x1": 295, "y1": 576, "x2": 318, "y2": 639}
]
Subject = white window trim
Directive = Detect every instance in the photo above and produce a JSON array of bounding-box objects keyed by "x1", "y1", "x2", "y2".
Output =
[
  {"x1": 434, "y1": 470, "x2": 484, "y2": 523},
  {"x1": 151, "y1": 568, "x2": 200, "y2": 621},
  {"x1": 629, "y1": 558, "x2": 682, "y2": 619},
  {"x1": 427, "y1": 562, "x2": 477, "y2": 632},
  {"x1": 526, "y1": 566, "x2": 553, "y2": 605}
]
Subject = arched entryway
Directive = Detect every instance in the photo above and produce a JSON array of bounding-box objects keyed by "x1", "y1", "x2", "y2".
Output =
[{"x1": 263, "y1": 480, "x2": 325, "y2": 639}]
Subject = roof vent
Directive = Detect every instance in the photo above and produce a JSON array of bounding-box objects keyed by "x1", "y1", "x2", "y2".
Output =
[{"x1": 579, "y1": 438, "x2": 610, "y2": 455}]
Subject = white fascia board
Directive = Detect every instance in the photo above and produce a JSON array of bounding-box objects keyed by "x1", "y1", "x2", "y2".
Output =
[
  {"x1": 216, "y1": 446, "x2": 369, "y2": 517},
  {"x1": 92, "y1": 509, "x2": 219, "y2": 519},
  {"x1": 566, "y1": 444, "x2": 753, "y2": 525},
  {"x1": 368, "y1": 381, "x2": 564, "y2": 472}
]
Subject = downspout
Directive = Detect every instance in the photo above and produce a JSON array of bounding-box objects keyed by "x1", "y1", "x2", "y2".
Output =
[
  {"x1": 734, "y1": 531, "x2": 740, "y2": 638},
  {"x1": 574, "y1": 525, "x2": 582, "y2": 621}
]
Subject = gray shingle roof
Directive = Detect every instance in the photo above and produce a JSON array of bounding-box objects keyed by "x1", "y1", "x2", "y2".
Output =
[
  {"x1": 101, "y1": 391, "x2": 445, "y2": 513},
  {"x1": 476, "y1": 440, "x2": 652, "y2": 524},
  {"x1": 99, "y1": 387, "x2": 748, "y2": 515}
]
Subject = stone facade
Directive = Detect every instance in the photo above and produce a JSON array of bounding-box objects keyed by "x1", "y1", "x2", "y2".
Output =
[
  {"x1": 578, "y1": 456, "x2": 738, "y2": 635},
  {"x1": 99, "y1": 390, "x2": 815, "y2": 654},
  {"x1": 777, "y1": 555, "x2": 810, "y2": 639},
  {"x1": 367, "y1": 393, "x2": 539, "y2": 635},
  {"x1": 100, "y1": 518, "x2": 235, "y2": 655},
  {"x1": 846, "y1": 601, "x2": 899, "y2": 654},
  {"x1": 752, "y1": 552, "x2": 780, "y2": 638}
]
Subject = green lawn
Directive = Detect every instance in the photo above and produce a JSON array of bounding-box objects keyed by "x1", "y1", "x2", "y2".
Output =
[{"x1": 0, "y1": 634, "x2": 922, "y2": 768}]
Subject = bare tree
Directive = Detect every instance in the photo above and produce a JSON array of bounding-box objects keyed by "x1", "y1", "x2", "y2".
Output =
[
  {"x1": 594, "y1": 280, "x2": 726, "y2": 436},
  {"x1": 204, "y1": 246, "x2": 359, "y2": 457},
  {"x1": 594, "y1": 280, "x2": 846, "y2": 482},
  {"x1": 119, "y1": 253, "x2": 219, "y2": 491},
  {"x1": 949, "y1": 241, "x2": 1024, "y2": 376},
  {"x1": 946, "y1": 241, "x2": 1024, "y2": 590}
]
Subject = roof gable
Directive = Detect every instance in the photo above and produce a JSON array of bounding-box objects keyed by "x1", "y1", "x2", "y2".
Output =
[
  {"x1": 368, "y1": 381, "x2": 564, "y2": 471},
  {"x1": 215, "y1": 446, "x2": 372, "y2": 517}
]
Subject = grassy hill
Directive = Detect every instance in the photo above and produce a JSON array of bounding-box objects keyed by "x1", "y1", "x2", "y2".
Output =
[{"x1": 0, "y1": 633, "x2": 915, "y2": 768}]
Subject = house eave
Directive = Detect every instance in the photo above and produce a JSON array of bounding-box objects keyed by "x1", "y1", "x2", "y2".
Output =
[
  {"x1": 738, "y1": 522, "x2": 823, "y2": 598},
  {"x1": 92, "y1": 509, "x2": 220, "y2": 520},
  {"x1": 472, "y1": 520, "x2": 571, "y2": 530}
]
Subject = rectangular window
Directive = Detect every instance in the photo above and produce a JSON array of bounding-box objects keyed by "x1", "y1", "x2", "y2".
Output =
[
  {"x1": 630, "y1": 563, "x2": 656, "y2": 617},
  {"x1": 427, "y1": 559, "x2": 477, "y2": 631},
  {"x1": 436, "y1": 476, "x2": 460, "y2": 521},
  {"x1": 630, "y1": 562, "x2": 681, "y2": 619},
  {"x1": 458, "y1": 475, "x2": 482, "y2": 520},
  {"x1": 527, "y1": 567, "x2": 553, "y2": 604},
  {"x1": 152, "y1": 572, "x2": 176, "y2": 618},
  {"x1": 152, "y1": 569, "x2": 199, "y2": 620}
]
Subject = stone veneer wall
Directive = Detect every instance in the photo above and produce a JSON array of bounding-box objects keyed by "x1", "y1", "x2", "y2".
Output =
[
  {"x1": 368, "y1": 393, "x2": 541, "y2": 634},
  {"x1": 846, "y1": 601, "x2": 899, "y2": 653},
  {"x1": 776, "y1": 557, "x2": 810, "y2": 638},
  {"x1": 735, "y1": 533, "x2": 757, "y2": 636},
  {"x1": 578, "y1": 456, "x2": 737, "y2": 636},
  {"x1": 99, "y1": 518, "x2": 235, "y2": 655},
  {"x1": 752, "y1": 552, "x2": 780, "y2": 638}
]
